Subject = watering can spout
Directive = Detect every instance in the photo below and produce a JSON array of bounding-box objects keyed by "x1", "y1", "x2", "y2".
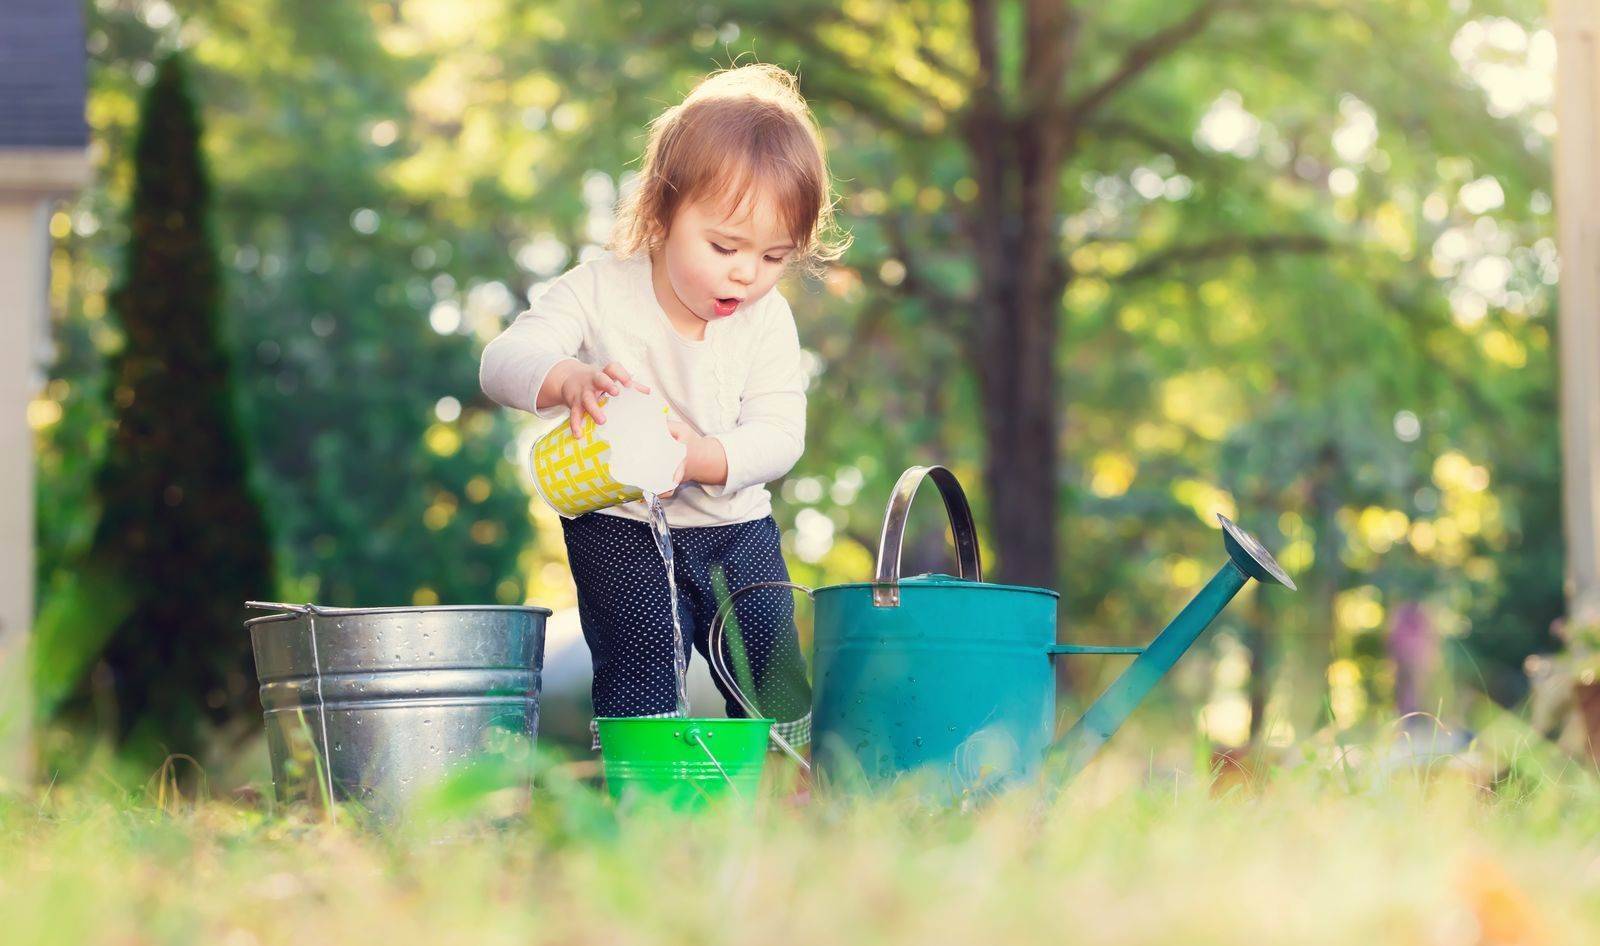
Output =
[{"x1": 1050, "y1": 514, "x2": 1295, "y2": 783}]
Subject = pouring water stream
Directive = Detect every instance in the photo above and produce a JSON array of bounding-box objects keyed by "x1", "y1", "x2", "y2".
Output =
[{"x1": 644, "y1": 491, "x2": 690, "y2": 717}]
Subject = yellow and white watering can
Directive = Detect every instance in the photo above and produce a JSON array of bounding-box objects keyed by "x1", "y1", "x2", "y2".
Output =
[{"x1": 529, "y1": 387, "x2": 687, "y2": 517}]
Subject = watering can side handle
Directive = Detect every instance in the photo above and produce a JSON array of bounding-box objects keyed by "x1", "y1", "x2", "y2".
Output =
[
  {"x1": 873, "y1": 465, "x2": 983, "y2": 608},
  {"x1": 1047, "y1": 644, "x2": 1146, "y2": 656},
  {"x1": 707, "y1": 581, "x2": 815, "y2": 771}
]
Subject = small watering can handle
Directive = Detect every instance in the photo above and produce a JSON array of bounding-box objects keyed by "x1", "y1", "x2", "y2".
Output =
[
  {"x1": 873, "y1": 465, "x2": 983, "y2": 608},
  {"x1": 707, "y1": 581, "x2": 815, "y2": 772}
]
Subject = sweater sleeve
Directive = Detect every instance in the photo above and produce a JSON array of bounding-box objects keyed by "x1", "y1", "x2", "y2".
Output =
[
  {"x1": 703, "y1": 295, "x2": 808, "y2": 497},
  {"x1": 478, "y1": 273, "x2": 589, "y2": 419}
]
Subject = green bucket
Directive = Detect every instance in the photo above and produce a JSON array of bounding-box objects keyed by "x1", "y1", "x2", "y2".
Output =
[{"x1": 595, "y1": 717, "x2": 774, "y2": 810}]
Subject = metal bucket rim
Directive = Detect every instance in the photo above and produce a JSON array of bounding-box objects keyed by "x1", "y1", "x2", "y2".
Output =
[{"x1": 245, "y1": 603, "x2": 554, "y2": 628}]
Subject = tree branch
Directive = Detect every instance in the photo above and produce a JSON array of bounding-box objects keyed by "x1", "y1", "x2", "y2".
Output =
[
  {"x1": 904, "y1": 0, "x2": 974, "y2": 85},
  {"x1": 1023, "y1": 0, "x2": 1076, "y2": 119},
  {"x1": 880, "y1": 210, "x2": 969, "y2": 339},
  {"x1": 799, "y1": 80, "x2": 936, "y2": 140},
  {"x1": 1084, "y1": 116, "x2": 1209, "y2": 165},
  {"x1": 756, "y1": 7, "x2": 953, "y2": 123},
  {"x1": 968, "y1": 0, "x2": 1001, "y2": 102},
  {"x1": 805, "y1": 30, "x2": 952, "y2": 115},
  {"x1": 1064, "y1": 0, "x2": 1231, "y2": 127},
  {"x1": 1112, "y1": 232, "x2": 1334, "y2": 283}
]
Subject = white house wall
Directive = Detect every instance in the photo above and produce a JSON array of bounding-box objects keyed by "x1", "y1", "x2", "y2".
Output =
[{"x1": 0, "y1": 196, "x2": 47, "y2": 785}]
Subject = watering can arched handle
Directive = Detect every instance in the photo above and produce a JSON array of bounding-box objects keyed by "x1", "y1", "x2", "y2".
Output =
[
  {"x1": 707, "y1": 581, "x2": 815, "y2": 772},
  {"x1": 873, "y1": 465, "x2": 983, "y2": 608}
]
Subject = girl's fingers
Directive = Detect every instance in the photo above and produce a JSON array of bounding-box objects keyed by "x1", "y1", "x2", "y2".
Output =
[
  {"x1": 582, "y1": 389, "x2": 606, "y2": 425},
  {"x1": 600, "y1": 363, "x2": 628, "y2": 395},
  {"x1": 603, "y1": 362, "x2": 651, "y2": 394},
  {"x1": 569, "y1": 405, "x2": 585, "y2": 438}
]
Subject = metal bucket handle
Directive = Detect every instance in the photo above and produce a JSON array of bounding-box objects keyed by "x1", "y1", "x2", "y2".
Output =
[
  {"x1": 243, "y1": 600, "x2": 337, "y2": 812},
  {"x1": 681, "y1": 725, "x2": 742, "y2": 799},
  {"x1": 707, "y1": 581, "x2": 814, "y2": 772},
  {"x1": 873, "y1": 464, "x2": 983, "y2": 608},
  {"x1": 245, "y1": 600, "x2": 324, "y2": 618}
]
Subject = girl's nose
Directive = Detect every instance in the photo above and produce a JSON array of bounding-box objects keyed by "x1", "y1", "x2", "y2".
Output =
[{"x1": 731, "y1": 257, "x2": 756, "y2": 285}]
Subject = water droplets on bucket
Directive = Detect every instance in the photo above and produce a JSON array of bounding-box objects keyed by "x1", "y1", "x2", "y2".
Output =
[{"x1": 246, "y1": 602, "x2": 549, "y2": 821}]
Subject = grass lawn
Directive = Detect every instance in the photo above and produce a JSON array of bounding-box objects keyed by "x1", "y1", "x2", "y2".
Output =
[{"x1": 5, "y1": 723, "x2": 1599, "y2": 946}]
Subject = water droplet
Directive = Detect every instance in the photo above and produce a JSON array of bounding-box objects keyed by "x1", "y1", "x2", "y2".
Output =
[{"x1": 914, "y1": 737, "x2": 924, "y2": 748}]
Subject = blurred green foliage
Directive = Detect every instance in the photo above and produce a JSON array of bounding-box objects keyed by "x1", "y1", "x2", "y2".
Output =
[
  {"x1": 38, "y1": 53, "x2": 276, "y2": 769},
  {"x1": 33, "y1": 0, "x2": 1560, "y2": 760}
]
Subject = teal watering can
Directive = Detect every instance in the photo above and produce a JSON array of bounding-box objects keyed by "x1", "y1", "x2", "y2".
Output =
[{"x1": 709, "y1": 465, "x2": 1295, "y2": 797}]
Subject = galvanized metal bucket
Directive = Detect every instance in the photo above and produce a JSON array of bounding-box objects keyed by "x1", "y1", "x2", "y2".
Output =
[{"x1": 245, "y1": 602, "x2": 549, "y2": 820}]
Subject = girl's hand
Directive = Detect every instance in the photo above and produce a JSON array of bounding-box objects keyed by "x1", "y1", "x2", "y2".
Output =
[
  {"x1": 655, "y1": 419, "x2": 698, "y2": 500},
  {"x1": 559, "y1": 361, "x2": 650, "y2": 437},
  {"x1": 663, "y1": 418, "x2": 729, "y2": 489},
  {"x1": 656, "y1": 458, "x2": 688, "y2": 501}
]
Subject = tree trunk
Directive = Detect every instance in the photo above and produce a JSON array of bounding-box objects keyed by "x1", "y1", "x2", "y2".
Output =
[
  {"x1": 1246, "y1": 606, "x2": 1272, "y2": 747},
  {"x1": 1288, "y1": 442, "x2": 1344, "y2": 736},
  {"x1": 960, "y1": 0, "x2": 1073, "y2": 590}
]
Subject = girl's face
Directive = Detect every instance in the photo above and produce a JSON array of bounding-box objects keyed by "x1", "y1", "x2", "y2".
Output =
[{"x1": 651, "y1": 188, "x2": 797, "y2": 326}]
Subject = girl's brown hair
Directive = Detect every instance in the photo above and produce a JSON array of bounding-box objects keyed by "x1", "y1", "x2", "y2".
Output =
[{"x1": 611, "y1": 63, "x2": 849, "y2": 272}]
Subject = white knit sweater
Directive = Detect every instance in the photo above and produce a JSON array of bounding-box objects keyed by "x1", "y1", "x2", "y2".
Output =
[{"x1": 480, "y1": 251, "x2": 807, "y2": 527}]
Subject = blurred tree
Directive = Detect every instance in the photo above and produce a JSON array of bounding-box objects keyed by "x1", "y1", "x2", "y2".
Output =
[
  {"x1": 65, "y1": 53, "x2": 274, "y2": 764},
  {"x1": 494, "y1": 0, "x2": 1555, "y2": 734},
  {"x1": 34, "y1": 0, "x2": 1559, "y2": 764},
  {"x1": 41, "y1": 1, "x2": 537, "y2": 618}
]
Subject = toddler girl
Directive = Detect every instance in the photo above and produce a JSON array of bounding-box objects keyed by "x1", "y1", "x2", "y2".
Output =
[{"x1": 480, "y1": 64, "x2": 847, "y2": 750}]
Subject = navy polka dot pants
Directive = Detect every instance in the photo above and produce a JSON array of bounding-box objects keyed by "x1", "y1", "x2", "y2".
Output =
[{"x1": 561, "y1": 512, "x2": 812, "y2": 749}]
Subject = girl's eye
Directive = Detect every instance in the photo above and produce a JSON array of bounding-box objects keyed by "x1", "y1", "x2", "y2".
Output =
[
  {"x1": 710, "y1": 243, "x2": 735, "y2": 255},
  {"x1": 764, "y1": 255, "x2": 786, "y2": 264}
]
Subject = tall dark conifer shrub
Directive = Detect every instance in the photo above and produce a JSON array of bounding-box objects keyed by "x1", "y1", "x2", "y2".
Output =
[{"x1": 86, "y1": 52, "x2": 274, "y2": 762}]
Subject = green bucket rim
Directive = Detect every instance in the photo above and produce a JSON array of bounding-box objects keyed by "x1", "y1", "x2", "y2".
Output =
[{"x1": 595, "y1": 720, "x2": 780, "y2": 736}]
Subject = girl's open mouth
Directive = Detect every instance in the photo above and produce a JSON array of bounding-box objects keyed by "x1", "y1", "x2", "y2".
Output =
[{"x1": 713, "y1": 297, "x2": 741, "y2": 317}]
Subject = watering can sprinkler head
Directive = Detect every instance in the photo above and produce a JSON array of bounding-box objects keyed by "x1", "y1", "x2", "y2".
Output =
[{"x1": 1218, "y1": 515, "x2": 1296, "y2": 591}]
